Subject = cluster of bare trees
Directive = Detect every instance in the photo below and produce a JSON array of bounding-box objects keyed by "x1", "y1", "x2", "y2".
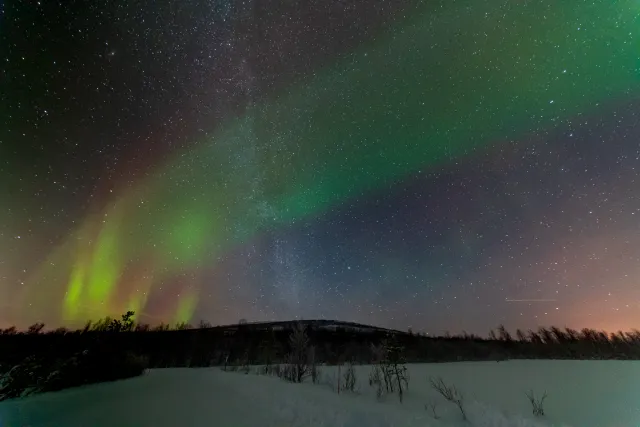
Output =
[
  {"x1": 478, "y1": 324, "x2": 640, "y2": 360},
  {"x1": 368, "y1": 339, "x2": 409, "y2": 402},
  {"x1": 487, "y1": 323, "x2": 640, "y2": 346},
  {"x1": 0, "y1": 312, "x2": 192, "y2": 336},
  {"x1": 281, "y1": 323, "x2": 312, "y2": 383},
  {"x1": 243, "y1": 322, "x2": 363, "y2": 397}
]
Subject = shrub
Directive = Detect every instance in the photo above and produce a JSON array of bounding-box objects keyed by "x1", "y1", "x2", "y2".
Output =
[
  {"x1": 370, "y1": 340, "x2": 409, "y2": 402},
  {"x1": 369, "y1": 364, "x2": 384, "y2": 399},
  {"x1": 311, "y1": 365, "x2": 322, "y2": 384},
  {"x1": 342, "y1": 362, "x2": 356, "y2": 392},
  {"x1": 0, "y1": 349, "x2": 148, "y2": 400},
  {"x1": 430, "y1": 376, "x2": 466, "y2": 421},
  {"x1": 526, "y1": 390, "x2": 547, "y2": 416},
  {"x1": 281, "y1": 357, "x2": 295, "y2": 381},
  {"x1": 42, "y1": 349, "x2": 148, "y2": 392},
  {"x1": 309, "y1": 346, "x2": 319, "y2": 384},
  {"x1": 425, "y1": 400, "x2": 440, "y2": 419},
  {"x1": 0, "y1": 356, "x2": 45, "y2": 400}
]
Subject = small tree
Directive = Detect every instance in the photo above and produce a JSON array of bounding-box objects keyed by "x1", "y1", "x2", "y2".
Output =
[
  {"x1": 2, "y1": 326, "x2": 17, "y2": 335},
  {"x1": 135, "y1": 323, "x2": 150, "y2": 332},
  {"x1": 425, "y1": 400, "x2": 440, "y2": 419},
  {"x1": 198, "y1": 320, "x2": 212, "y2": 329},
  {"x1": 370, "y1": 339, "x2": 409, "y2": 402},
  {"x1": 309, "y1": 346, "x2": 320, "y2": 384},
  {"x1": 287, "y1": 322, "x2": 310, "y2": 383},
  {"x1": 565, "y1": 327, "x2": 579, "y2": 341},
  {"x1": 122, "y1": 311, "x2": 135, "y2": 332},
  {"x1": 497, "y1": 324, "x2": 512, "y2": 341},
  {"x1": 343, "y1": 361, "x2": 356, "y2": 392},
  {"x1": 26, "y1": 323, "x2": 45, "y2": 335},
  {"x1": 82, "y1": 321, "x2": 92, "y2": 334},
  {"x1": 174, "y1": 322, "x2": 191, "y2": 330},
  {"x1": 153, "y1": 323, "x2": 170, "y2": 332},
  {"x1": 430, "y1": 377, "x2": 466, "y2": 421},
  {"x1": 386, "y1": 340, "x2": 409, "y2": 402},
  {"x1": 105, "y1": 311, "x2": 135, "y2": 332},
  {"x1": 240, "y1": 350, "x2": 251, "y2": 374},
  {"x1": 550, "y1": 326, "x2": 567, "y2": 343},
  {"x1": 369, "y1": 364, "x2": 384, "y2": 399},
  {"x1": 526, "y1": 390, "x2": 547, "y2": 416},
  {"x1": 539, "y1": 327, "x2": 556, "y2": 344}
]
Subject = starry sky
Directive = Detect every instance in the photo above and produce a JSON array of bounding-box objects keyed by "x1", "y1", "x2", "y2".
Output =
[{"x1": 1, "y1": 0, "x2": 640, "y2": 334}]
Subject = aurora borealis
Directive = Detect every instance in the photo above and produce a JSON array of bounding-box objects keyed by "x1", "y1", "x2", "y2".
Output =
[{"x1": 2, "y1": 0, "x2": 640, "y2": 333}]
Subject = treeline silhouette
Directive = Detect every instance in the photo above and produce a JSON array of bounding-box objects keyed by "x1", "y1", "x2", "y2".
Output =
[
  {"x1": 3, "y1": 313, "x2": 640, "y2": 368},
  {"x1": 1, "y1": 312, "x2": 639, "y2": 399}
]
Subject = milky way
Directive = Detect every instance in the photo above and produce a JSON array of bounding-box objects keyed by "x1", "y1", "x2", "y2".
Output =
[{"x1": 1, "y1": 0, "x2": 640, "y2": 334}]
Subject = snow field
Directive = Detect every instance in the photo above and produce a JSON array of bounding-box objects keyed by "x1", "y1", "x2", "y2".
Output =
[{"x1": 0, "y1": 360, "x2": 638, "y2": 427}]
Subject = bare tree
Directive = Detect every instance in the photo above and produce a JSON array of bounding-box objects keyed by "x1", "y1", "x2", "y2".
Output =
[
  {"x1": 240, "y1": 350, "x2": 251, "y2": 374},
  {"x1": 287, "y1": 322, "x2": 310, "y2": 383},
  {"x1": 430, "y1": 377, "x2": 466, "y2": 421},
  {"x1": 497, "y1": 324, "x2": 512, "y2": 341},
  {"x1": 369, "y1": 364, "x2": 384, "y2": 399},
  {"x1": 153, "y1": 322, "x2": 170, "y2": 332},
  {"x1": 309, "y1": 346, "x2": 321, "y2": 384},
  {"x1": 26, "y1": 323, "x2": 45, "y2": 335},
  {"x1": 526, "y1": 390, "x2": 547, "y2": 416},
  {"x1": 343, "y1": 361, "x2": 357, "y2": 392},
  {"x1": 369, "y1": 340, "x2": 409, "y2": 402},
  {"x1": 628, "y1": 329, "x2": 640, "y2": 342},
  {"x1": 134, "y1": 323, "x2": 150, "y2": 332},
  {"x1": 80, "y1": 321, "x2": 91, "y2": 334},
  {"x1": 2, "y1": 326, "x2": 17, "y2": 336},
  {"x1": 597, "y1": 330, "x2": 610, "y2": 344},
  {"x1": 528, "y1": 329, "x2": 542, "y2": 344},
  {"x1": 174, "y1": 322, "x2": 191, "y2": 331},
  {"x1": 581, "y1": 328, "x2": 595, "y2": 342},
  {"x1": 425, "y1": 400, "x2": 440, "y2": 419},
  {"x1": 539, "y1": 327, "x2": 555, "y2": 344},
  {"x1": 550, "y1": 326, "x2": 567, "y2": 343},
  {"x1": 389, "y1": 355, "x2": 409, "y2": 402},
  {"x1": 564, "y1": 327, "x2": 579, "y2": 341}
]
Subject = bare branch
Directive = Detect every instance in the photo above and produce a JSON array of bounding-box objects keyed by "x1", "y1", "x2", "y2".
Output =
[
  {"x1": 425, "y1": 400, "x2": 440, "y2": 419},
  {"x1": 429, "y1": 377, "x2": 466, "y2": 420}
]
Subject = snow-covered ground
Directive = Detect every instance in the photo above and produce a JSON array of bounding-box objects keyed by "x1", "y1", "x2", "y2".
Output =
[{"x1": 0, "y1": 360, "x2": 638, "y2": 427}]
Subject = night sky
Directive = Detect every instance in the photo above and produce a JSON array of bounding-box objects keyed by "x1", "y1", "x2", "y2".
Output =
[{"x1": 2, "y1": 0, "x2": 640, "y2": 334}]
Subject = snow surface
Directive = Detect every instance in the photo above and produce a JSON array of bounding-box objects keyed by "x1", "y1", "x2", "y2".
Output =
[{"x1": 0, "y1": 360, "x2": 638, "y2": 427}]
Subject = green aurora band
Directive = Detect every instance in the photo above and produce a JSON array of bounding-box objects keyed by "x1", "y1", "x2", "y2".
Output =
[{"x1": 20, "y1": 0, "x2": 640, "y2": 325}]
